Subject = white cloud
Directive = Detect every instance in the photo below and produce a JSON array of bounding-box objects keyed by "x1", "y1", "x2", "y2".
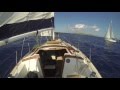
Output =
[
  {"x1": 95, "y1": 28, "x2": 100, "y2": 31},
  {"x1": 71, "y1": 24, "x2": 100, "y2": 32},
  {"x1": 91, "y1": 25, "x2": 97, "y2": 29},
  {"x1": 71, "y1": 24, "x2": 87, "y2": 31},
  {"x1": 90, "y1": 25, "x2": 100, "y2": 32},
  {"x1": 74, "y1": 24, "x2": 86, "y2": 29}
]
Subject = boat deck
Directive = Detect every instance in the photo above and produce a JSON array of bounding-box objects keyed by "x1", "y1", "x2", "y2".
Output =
[{"x1": 8, "y1": 39, "x2": 102, "y2": 78}]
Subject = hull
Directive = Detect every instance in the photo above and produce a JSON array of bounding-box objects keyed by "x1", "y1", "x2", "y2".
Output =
[
  {"x1": 8, "y1": 39, "x2": 102, "y2": 78},
  {"x1": 106, "y1": 38, "x2": 117, "y2": 42}
]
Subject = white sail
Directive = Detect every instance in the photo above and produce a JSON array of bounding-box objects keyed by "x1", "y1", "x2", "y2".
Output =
[
  {"x1": 0, "y1": 12, "x2": 54, "y2": 46},
  {"x1": 105, "y1": 24, "x2": 111, "y2": 39},
  {"x1": 0, "y1": 12, "x2": 54, "y2": 25},
  {"x1": 105, "y1": 21, "x2": 116, "y2": 42}
]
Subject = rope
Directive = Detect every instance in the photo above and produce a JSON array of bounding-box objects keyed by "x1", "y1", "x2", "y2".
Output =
[{"x1": 60, "y1": 35, "x2": 71, "y2": 44}]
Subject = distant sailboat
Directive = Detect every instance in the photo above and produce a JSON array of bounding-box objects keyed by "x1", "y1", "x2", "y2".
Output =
[{"x1": 105, "y1": 21, "x2": 117, "y2": 42}]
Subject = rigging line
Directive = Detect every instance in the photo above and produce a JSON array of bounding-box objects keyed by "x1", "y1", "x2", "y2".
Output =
[
  {"x1": 28, "y1": 43, "x2": 30, "y2": 53},
  {"x1": 75, "y1": 52, "x2": 79, "y2": 73},
  {"x1": 62, "y1": 35, "x2": 71, "y2": 44},
  {"x1": 3, "y1": 60, "x2": 15, "y2": 78},
  {"x1": 32, "y1": 13, "x2": 54, "y2": 43},
  {"x1": 0, "y1": 51, "x2": 16, "y2": 66},
  {"x1": 3, "y1": 51, "x2": 17, "y2": 78},
  {"x1": 93, "y1": 54, "x2": 120, "y2": 56},
  {"x1": 16, "y1": 51, "x2": 17, "y2": 65},
  {"x1": 35, "y1": 31, "x2": 39, "y2": 45},
  {"x1": 0, "y1": 12, "x2": 14, "y2": 27},
  {"x1": 39, "y1": 35, "x2": 42, "y2": 45},
  {"x1": 46, "y1": 36, "x2": 48, "y2": 41},
  {"x1": 21, "y1": 37, "x2": 25, "y2": 58},
  {"x1": 0, "y1": 31, "x2": 35, "y2": 47},
  {"x1": 16, "y1": 51, "x2": 18, "y2": 74},
  {"x1": 0, "y1": 12, "x2": 4, "y2": 18},
  {"x1": 28, "y1": 57, "x2": 30, "y2": 71},
  {"x1": 89, "y1": 48, "x2": 91, "y2": 60},
  {"x1": 102, "y1": 60, "x2": 120, "y2": 73}
]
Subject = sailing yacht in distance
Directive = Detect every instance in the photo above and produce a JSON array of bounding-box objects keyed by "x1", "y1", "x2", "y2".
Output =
[{"x1": 105, "y1": 21, "x2": 117, "y2": 42}]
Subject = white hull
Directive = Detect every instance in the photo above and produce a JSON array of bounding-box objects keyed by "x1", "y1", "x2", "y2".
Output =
[
  {"x1": 8, "y1": 39, "x2": 102, "y2": 78},
  {"x1": 106, "y1": 38, "x2": 117, "y2": 42}
]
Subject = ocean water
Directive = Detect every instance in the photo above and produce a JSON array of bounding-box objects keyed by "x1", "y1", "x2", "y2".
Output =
[{"x1": 0, "y1": 32, "x2": 120, "y2": 78}]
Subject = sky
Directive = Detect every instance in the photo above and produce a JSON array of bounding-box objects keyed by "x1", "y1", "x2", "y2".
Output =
[
  {"x1": 0, "y1": 12, "x2": 120, "y2": 39},
  {"x1": 55, "y1": 12, "x2": 120, "y2": 39}
]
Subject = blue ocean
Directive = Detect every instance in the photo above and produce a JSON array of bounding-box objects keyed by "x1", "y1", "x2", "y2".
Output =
[{"x1": 0, "y1": 32, "x2": 120, "y2": 78}]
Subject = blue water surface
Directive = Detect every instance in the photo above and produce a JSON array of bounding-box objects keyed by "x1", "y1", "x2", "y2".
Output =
[{"x1": 0, "y1": 33, "x2": 120, "y2": 78}]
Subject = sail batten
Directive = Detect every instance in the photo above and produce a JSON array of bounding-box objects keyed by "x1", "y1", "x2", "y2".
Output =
[{"x1": 0, "y1": 12, "x2": 54, "y2": 40}]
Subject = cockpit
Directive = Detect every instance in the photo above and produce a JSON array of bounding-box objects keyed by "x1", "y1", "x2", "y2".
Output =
[{"x1": 38, "y1": 49, "x2": 67, "y2": 77}]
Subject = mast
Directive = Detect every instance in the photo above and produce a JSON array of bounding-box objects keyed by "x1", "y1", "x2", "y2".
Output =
[
  {"x1": 52, "y1": 12, "x2": 55, "y2": 40},
  {"x1": 105, "y1": 20, "x2": 114, "y2": 39},
  {"x1": 105, "y1": 24, "x2": 111, "y2": 39},
  {"x1": 52, "y1": 29, "x2": 55, "y2": 40},
  {"x1": 110, "y1": 20, "x2": 115, "y2": 39},
  {"x1": 110, "y1": 20, "x2": 112, "y2": 39}
]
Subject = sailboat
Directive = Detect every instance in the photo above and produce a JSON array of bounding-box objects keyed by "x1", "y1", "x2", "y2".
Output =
[
  {"x1": 105, "y1": 21, "x2": 117, "y2": 42},
  {"x1": 0, "y1": 12, "x2": 102, "y2": 78}
]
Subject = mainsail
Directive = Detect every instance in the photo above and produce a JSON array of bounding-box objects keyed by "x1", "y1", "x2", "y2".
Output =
[
  {"x1": 0, "y1": 12, "x2": 54, "y2": 46},
  {"x1": 105, "y1": 21, "x2": 116, "y2": 42},
  {"x1": 105, "y1": 21, "x2": 115, "y2": 39},
  {"x1": 105, "y1": 24, "x2": 111, "y2": 39}
]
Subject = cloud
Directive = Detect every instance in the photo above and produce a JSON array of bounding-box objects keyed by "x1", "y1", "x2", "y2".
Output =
[
  {"x1": 71, "y1": 24, "x2": 100, "y2": 32},
  {"x1": 91, "y1": 25, "x2": 98, "y2": 29},
  {"x1": 71, "y1": 24, "x2": 87, "y2": 31},
  {"x1": 95, "y1": 28, "x2": 100, "y2": 31},
  {"x1": 90, "y1": 25, "x2": 100, "y2": 32},
  {"x1": 74, "y1": 24, "x2": 86, "y2": 29}
]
